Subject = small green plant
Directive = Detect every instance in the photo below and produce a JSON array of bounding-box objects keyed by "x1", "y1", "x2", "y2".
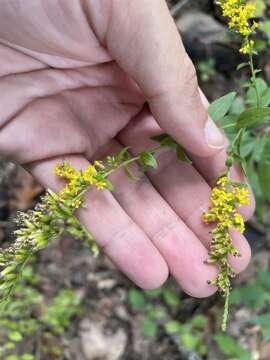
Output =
[
  {"x1": 165, "y1": 315, "x2": 208, "y2": 356},
  {"x1": 128, "y1": 285, "x2": 207, "y2": 356},
  {"x1": 231, "y1": 269, "x2": 270, "y2": 343},
  {"x1": 231, "y1": 269, "x2": 270, "y2": 309},
  {"x1": 0, "y1": 263, "x2": 81, "y2": 359},
  {"x1": 214, "y1": 333, "x2": 252, "y2": 360}
]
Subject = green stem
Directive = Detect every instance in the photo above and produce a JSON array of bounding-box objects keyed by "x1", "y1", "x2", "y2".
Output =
[
  {"x1": 249, "y1": 51, "x2": 260, "y2": 107},
  {"x1": 105, "y1": 146, "x2": 163, "y2": 178},
  {"x1": 221, "y1": 122, "x2": 237, "y2": 129},
  {"x1": 73, "y1": 146, "x2": 163, "y2": 204},
  {"x1": 230, "y1": 128, "x2": 243, "y2": 150},
  {"x1": 222, "y1": 291, "x2": 230, "y2": 332}
]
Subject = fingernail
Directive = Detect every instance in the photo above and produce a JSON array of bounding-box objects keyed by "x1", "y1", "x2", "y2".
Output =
[{"x1": 204, "y1": 116, "x2": 225, "y2": 149}]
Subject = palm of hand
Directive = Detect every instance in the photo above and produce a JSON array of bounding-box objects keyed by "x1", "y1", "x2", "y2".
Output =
[{"x1": 0, "y1": 2, "x2": 253, "y2": 297}]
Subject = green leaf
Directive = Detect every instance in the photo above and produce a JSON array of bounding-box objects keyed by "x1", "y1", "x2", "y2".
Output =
[
  {"x1": 165, "y1": 320, "x2": 181, "y2": 334},
  {"x1": 230, "y1": 284, "x2": 266, "y2": 309},
  {"x1": 117, "y1": 147, "x2": 131, "y2": 162},
  {"x1": 151, "y1": 133, "x2": 168, "y2": 143},
  {"x1": 258, "y1": 138, "x2": 270, "y2": 201},
  {"x1": 230, "y1": 97, "x2": 245, "y2": 116},
  {"x1": 128, "y1": 289, "x2": 146, "y2": 310},
  {"x1": 163, "y1": 289, "x2": 180, "y2": 308},
  {"x1": 246, "y1": 78, "x2": 268, "y2": 107},
  {"x1": 237, "y1": 107, "x2": 270, "y2": 128},
  {"x1": 257, "y1": 270, "x2": 270, "y2": 292},
  {"x1": 260, "y1": 20, "x2": 270, "y2": 37},
  {"x1": 124, "y1": 164, "x2": 139, "y2": 181},
  {"x1": 140, "y1": 317, "x2": 158, "y2": 338},
  {"x1": 104, "y1": 179, "x2": 114, "y2": 191},
  {"x1": 22, "y1": 355, "x2": 35, "y2": 360},
  {"x1": 190, "y1": 314, "x2": 207, "y2": 329},
  {"x1": 237, "y1": 62, "x2": 249, "y2": 71},
  {"x1": 239, "y1": 133, "x2": 255, "y2": 158},
  {"x1": 246, "y1": 160, "x2": 266, "y2": 221},
  {"x1": 208, "y1": 92, "x2": 237, "y2": 122},
  {"x1": 214, "y1": 334, "x2": 251, "y2": 359},
  {"x1": 252, "y1": 135, "x2": 268, "y2": 162},
  {"x1": 144, "y1": 288, "x2": 162, "y2": 298},
  {"x1": 139, "y1": 151, "x2": 158, "y2": 169},
  {"x1": 253, "y1": 0, "x2": 266, "y2": 17},
  {"x1": 151, "y1": 133, "x2": 177, "y2": 148},
  {"x1": 147, "y1": 307, "x2": 167, "y2": 320},
  {"x1": 8, "y1": 331, "x2": 23, "y2": 342},
  {"x1": 181, "y1": 332, "x2": 199, "y2": 352},
  {"x1": 6, "y1": 356, "x2": 19, "y2": 360},
  {"x1": 6, "y1": 342, "x2": 15, "y2": 350},
  {"x1": 176, "y1": 145, "x2": 192, "y2": 164},
  {"x1": 252, "y1": 314, "x2": 270, "y2": 341},
  {"x1": 261, "y1": 88, "x2": 270, "y2": 107}
]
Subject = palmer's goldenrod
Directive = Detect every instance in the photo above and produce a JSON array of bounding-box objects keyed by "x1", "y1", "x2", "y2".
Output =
[
  {"x1": 205, "y1": 0, "x2": 259, "y2": 330},
  {"x1": 203, "y1": 175, "x2": 250, "y2": 330},
  {"x1": 217, "y1": 0, "x2": 258, "y2": 54},
  {"x1": 54, "y1": 161, "x2": 110, "y2": 209}
]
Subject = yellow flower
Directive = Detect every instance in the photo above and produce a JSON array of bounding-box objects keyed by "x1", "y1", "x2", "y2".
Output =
[
  {"x1": 83, "y1": 165, "x2": 97, "y2": 184},
  {"x1": 233, "y1": 186, "x2": 250, "y2": 205},
  {"x1": 218, "y1": 0, "x2": 258, "y2": 54},
  {"x1": 55, "y1": 162, "x2": 110, "y2": 207},
  {"x1": 203, "y1": 174, "x2": 250, "y2": 298},
  {"x1": 94, "y1": 160, "x2": 105, "y2": 169},
  {"x1": 54, "y1": 162, "x2": 80, "y2": 181},
  {"x1": 240, "y1": 39, "x2": 255, "y2": 54},
  {"x1": 95, "y1": 181, "x2": 107, "y2": 190},
  {"x1": 233, "y1": 213, "x2": 245, "y2": 233}
]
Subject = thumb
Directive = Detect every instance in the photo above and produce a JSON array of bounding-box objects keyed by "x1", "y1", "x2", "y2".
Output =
[{"x1": 98, "y1": 0, "x2": 225, "y2": 156}]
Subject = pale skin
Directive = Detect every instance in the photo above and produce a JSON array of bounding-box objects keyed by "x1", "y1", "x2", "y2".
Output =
[{"x1": 0, "y1": 0, "x2": 255, "y2": 297}]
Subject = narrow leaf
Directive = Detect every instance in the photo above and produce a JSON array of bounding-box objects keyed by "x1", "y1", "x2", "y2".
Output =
[
  {"x1": 237, "y1": 62, "x2": 249, "y2": 71},
  {"x1": 176, "y1": 145, "x2": 192, "y2": 164},
  {"x1": 237, "y1": 107, "x2": 270, "y2": 128},
  {"x1": 151, "y1": 133, "x2": 177, "y2": 148},
  {"x1": 124, "y1": 164, "x2": 139, "y2": 181}
]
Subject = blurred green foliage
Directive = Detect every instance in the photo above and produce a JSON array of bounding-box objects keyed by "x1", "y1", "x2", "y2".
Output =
[
  {"x1": 214, "y1": 334, "x2": 251, "y2": 360},
  {"x1": 128, "y1": 265, "x2": 270, "y2": 359},
  {"x1": 0, "y1": 263, "x2": 81, "y2": 359},
  {"x1": 198, "y1": 58, "x2": 216, "y2": 82},
  {"x1": 231, "y1": 269, "x2": 270, "y2": 344},
  {"x1": 128, "y1": 285, "x2": 207, "y2": 356}
]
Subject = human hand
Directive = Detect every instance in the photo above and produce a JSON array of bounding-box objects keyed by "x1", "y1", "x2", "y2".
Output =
[{"x1": 0, "y1": 0, "x2": 255, "y2": 297}]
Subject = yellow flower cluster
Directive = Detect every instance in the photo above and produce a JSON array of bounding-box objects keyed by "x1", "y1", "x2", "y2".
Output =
[
  {"x1": 203, "y1": 175, "x2": 250, "y2": 293},
  {"x1": 218, "y1": 0, "x2": 258, "y2": 54},
  {"x1": 204, "y1": 175, "x2": 249, "y2": 234},
  {"x1": 55, "y1": 161, "x2": 108, "y2": 209}
]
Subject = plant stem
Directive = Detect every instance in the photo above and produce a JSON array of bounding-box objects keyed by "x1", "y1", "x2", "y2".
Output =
[
  {"x1": 221, "y1": 122, "x2": 237, "y2": 129},
  {"x1": 222, "y1": 291, "x2": 230, "y2": 332},
  {"x1": 249, "y1": 51, "x2": 260, "y2": 107},
  {"x1": 105, "y1": 146, "x2": 163, "y2": 178}
]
